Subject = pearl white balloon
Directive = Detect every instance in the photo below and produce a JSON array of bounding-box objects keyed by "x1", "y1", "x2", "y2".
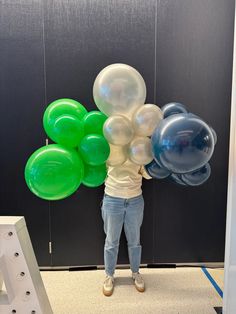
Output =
[
  {"x1": 128, "y1": 137, "x2": 153, "y2": 165},
  {"x1": 103, "y1": 115, "x2": 134, "y2": 146},
  {"x1": 93, "y1": 63, "x2": 146, "y2": 117},
  {"x1": 106, "y1": 144, "x2": 128, "y2": 167},
  {"x1": 132, "y1": 104, "x2": 163, "y2": 137}
]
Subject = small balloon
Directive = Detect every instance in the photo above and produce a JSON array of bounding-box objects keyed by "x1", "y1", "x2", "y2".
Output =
[
  {"x1": 82, "y1": 163, "x2": 107, "y2": 187},
  {"x1": 181, "y1": 163, "x2": 211, "y2": 186},
  {"x1": 145, "y1": 159, "x2": 171, "y2": 179},
  {"x1": 83, "y1": 111, "x2": 107, "y2": 136},
  {"x1": 43, "y1": 98, "x2": 87, "y2": 147},
  {"x1": 78, "y1": 134, "x2": 110, "y2": 166},
  {"x1": 161, "y1": 102, "x2": 188, "y2": 119},
  {"x1": 106, "y1": 144, "x2": 128, "y2": 167},
  {"x1": 50, "y1": 115, "x2": 84, "y2": 148},
  {"x1": 169, "y1": 173, "x2": 188, "y2": 186},
  {"x1": 25, "y1": 144, "x2": 84, "y2": 200},
  {"x1": 151, "y1": 113, "x2": 214, "y2": 173},
  {"x1": 93, "y1": 63, "x2": 146, "y2": 117},
  {"x1": 103, "y1": 115, "x2": 134, "y2": 146},
  {"x1": 132, "y1": 104, "x2": 163, "y2": 137},
  {"x1": 128, "y1": 137, "x2": 153, "y2": 165}
]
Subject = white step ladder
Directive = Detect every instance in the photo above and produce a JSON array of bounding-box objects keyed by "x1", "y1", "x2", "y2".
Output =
[{"x1": 0, "y1": 216, "x2": 53, "y2": 314}]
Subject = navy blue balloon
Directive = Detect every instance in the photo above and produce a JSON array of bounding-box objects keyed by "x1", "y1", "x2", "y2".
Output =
[
  {"x1": 181, "y1": 163, "x2": 211, "y2": 186},
  {"x1": 169, "y1": 173, "x2": 188, "y2": 186},
  {"x1": 145, "y1": 159, "x2": 171, "y2": 179},
  {"x1": 161, "y1": 102, "x2": 188, "y2": 119},
  {"x1": 210, "y1": 127, "x2": 217, "y2": 145},
  {"x1": 151, "y1": 113, "x2": 215, "y2": 174}
]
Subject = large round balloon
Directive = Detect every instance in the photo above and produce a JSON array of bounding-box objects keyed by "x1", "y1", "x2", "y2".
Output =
[
  {"x1": 106, "y1": 144, "x2": 128, "y2": 167},
  {"x1": 181, "y1": 163, "x2": 211, "y2": 186},
  {"x1": 132, "y1": 104, "x2": 163, "y2": 137},
  {"x1": 145, "y1": 159, "x2": 171, "y2": 179},
  {"x1": 93, "y1": 63, "x2": 146, "y2": 117},
  {"x1": 161, "y1": 102, "x2": 188, "y2": 119},
  {"x1": 25, "y1": 144, "x2": 84, "y2": 200},
  {"x1": 128, "y1": 137, "x2": 153, "y2": 165},
  {"x1": 78, "y1": 134, "x2": 110, "y2": 166},
  {"x1": 210, "y1": 127, "x2": 217, "y2": 145},
  {"x1": 83, "y1": 111, "x2": 107, "y2": 136},
  {"x1": 151, "y1": 113, "x2": 215, "y2": 173},
  {"x1": 43, "y1": 98, "x2": 87, "y2": 148},
  {"x1": 82, "y1": 163, "x2": 107, "y2": 187},
  {"x1": 103, "y1": 115, "x2": 134, "y2": 146}
]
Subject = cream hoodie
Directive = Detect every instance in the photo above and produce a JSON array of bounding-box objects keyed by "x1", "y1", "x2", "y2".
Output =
[{"x1": 105, "y1": 159, "x2": 152, "y2": 199}]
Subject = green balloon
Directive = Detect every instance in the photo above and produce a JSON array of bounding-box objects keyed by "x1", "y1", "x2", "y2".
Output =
[
  {"x1": 51, "y1": 115, "x2": 84, "y2": 148},
  {"x1": 25, "y1": 144, "x2": 84, "y2": 200},
  {"x1": 83, "y1": 111, "x2": 107, "y2": 135},
  {"x1": 82, "y1": 163, "x2": 107, "y2": 187},
  {"x1": 78, "y1": 134, "x2": 110, "y2": 166},
  {"x1": 43, "y1": 98, "x2": 87, "y2": 148}
]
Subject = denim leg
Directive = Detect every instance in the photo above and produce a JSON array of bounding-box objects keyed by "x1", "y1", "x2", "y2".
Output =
[
  {"x1": 101, "y1": 196, "x2": 125, "y2": 276},
  {"x1": 124, "y1": 195, "x2": 144, "y2": 273}
]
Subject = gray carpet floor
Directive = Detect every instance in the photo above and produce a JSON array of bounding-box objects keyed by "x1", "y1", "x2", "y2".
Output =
[{"x1": 40, "y1": 267, "x2": 223, "y2": 314}]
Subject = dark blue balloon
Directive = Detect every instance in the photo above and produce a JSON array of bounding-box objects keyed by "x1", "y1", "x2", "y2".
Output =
[
  {"x1": 169, "y1": 173, "x2": 188, "y2": 186},
  {"x1": 145, "y1": 159, "x2": 171, "y2": 179},
  {"x1": 181, "y1": 163, "x2": 211, "y2": 186},
  {"x1": 210, "y1": 127, "x2": 217, "y2": 145},
  {"x1": 161, "y1": 102, "x2": 188, "y2": 119},
  {"x1": 151, "y1": 113, "x2": 214, "y2": 174}
]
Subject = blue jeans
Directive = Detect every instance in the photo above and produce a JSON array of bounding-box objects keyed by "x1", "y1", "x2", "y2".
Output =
[{"x1": 101, "y1": 193, "x2": 144, "y2": 276}]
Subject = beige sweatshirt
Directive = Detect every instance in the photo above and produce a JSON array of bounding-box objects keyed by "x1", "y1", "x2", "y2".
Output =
[{"x1": 104, "y1": 159, "x2": 152, "y2": 199}]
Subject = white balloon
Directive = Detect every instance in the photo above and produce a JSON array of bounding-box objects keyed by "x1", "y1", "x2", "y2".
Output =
[
  {"x1": 93, "y1": 63, "x2": 146, "y2": 117},
  {"x1": 103, "y1": 115, "x2": 134, "y2": 146},
  {"x1": 106, "y1": 144, "x2": 128, "y2": 167},
  {"x1": 132, "y1": 104, "x2": 163, "y2": 137},
  {"x1": 128, "y1": 137, "x2": 153, "y2": 165}
]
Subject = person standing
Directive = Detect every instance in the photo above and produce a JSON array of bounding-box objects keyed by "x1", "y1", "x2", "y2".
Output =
[{"x1": 101, "y1": 159, "x2": 151, "y2": 296}]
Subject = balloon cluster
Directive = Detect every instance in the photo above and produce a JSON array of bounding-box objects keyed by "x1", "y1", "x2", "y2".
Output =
[
  {"x1": 25, "y1": 63, "x2": 217, "y2": 200},
  {"x1": 93, "y1": 64, "x2": 163, "y2": 166},
  {"x1": 145, "y1": 102, "x2": 217, "y2": 186},
  {"x1": 93, "y1": 63, "x2": 216, "y2": 187},
  {"x1": 25, "y1": 99, "x2": 110, "y2": 200}
]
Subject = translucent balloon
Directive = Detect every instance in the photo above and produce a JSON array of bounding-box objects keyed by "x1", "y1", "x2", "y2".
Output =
[
  {"x1": 128, "y1": 137, "x2": 153, "y2": 165},
  {"x1": 161, "y1": 102, "x2": 188, "y2": 119},
  {"x1": 169, "y1": 173, "x2": 188, "y2": 186},
  {"x1": 93, "y1": 63, "x2": 146, "y2": 117},
  {"x1": 25, "y1": 144, "x2": 84, "y2": 200},
  {"x1": 103, "y1": 115, "x2": 134, "y2": 145},
  {"x1": 151, "y1": 113, "x2": 214, "y2": 173},
  {"x1": 145, "y1": 159, "x2": 171, "y2": 179},
  {"x1": 132, "y1": 104, "x2": 163, "y2": 136},
  {"x1": 106, "y1": 144, "x2": 128, "y2": 167},
  {"x1": 210, "y1": 127, "x2": 217, "y2": 145},
  {"x1": 181, "y1": 163, "x2": 211, "y2": 186}
]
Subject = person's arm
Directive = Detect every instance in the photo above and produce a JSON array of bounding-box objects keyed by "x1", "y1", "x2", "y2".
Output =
[{"x1": 139, "y1": 166, "x2": 152, "y2": 180}]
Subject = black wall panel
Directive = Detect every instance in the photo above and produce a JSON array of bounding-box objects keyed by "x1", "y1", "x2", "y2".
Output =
[
  {"x1": 0, "y1": 1, "x2": 51, "y2": 266},
  {"x1": 43, "y1": 0, "x2": 156, "y2": 266},
  {"x1": 154, "y1": 0, "x2": 234, "y2": 262},
  {"x1": 0, "y1": 0, "x2": 234, "y2": 267}
]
